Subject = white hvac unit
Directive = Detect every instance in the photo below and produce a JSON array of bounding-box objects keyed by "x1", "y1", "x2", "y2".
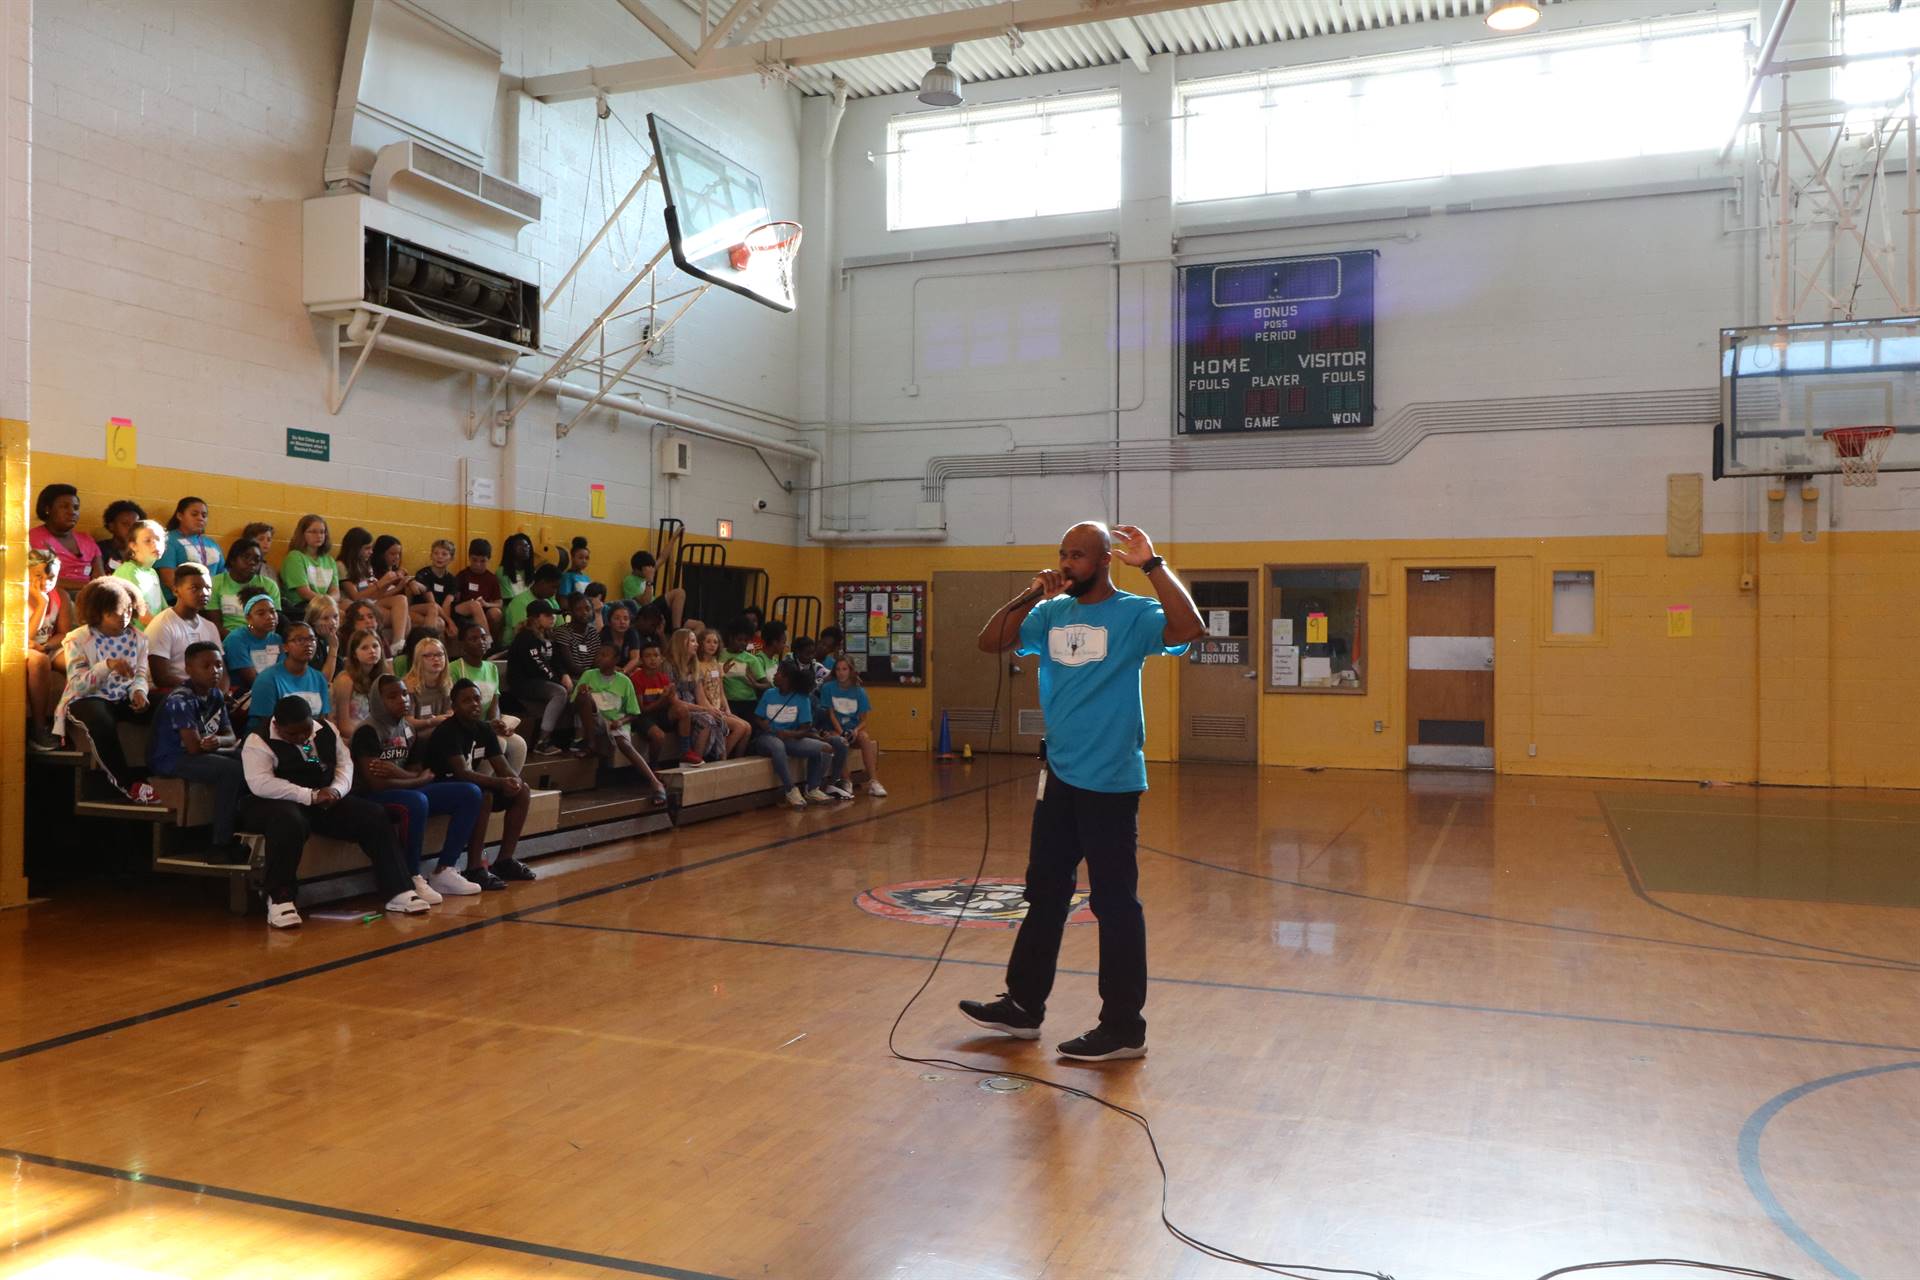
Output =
[
  {"x1": 303, "y1": 192, "x2": 543, "y2": 349},
  {"x1": 660, "y1": 436, "x2": 693, "y2": 476}
]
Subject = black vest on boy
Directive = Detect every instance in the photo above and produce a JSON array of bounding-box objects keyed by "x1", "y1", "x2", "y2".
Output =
[{"x1": 252, "y1": 721, "x2": 340, "y2": 790}]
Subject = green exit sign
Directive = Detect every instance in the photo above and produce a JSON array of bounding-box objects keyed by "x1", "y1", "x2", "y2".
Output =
[{"x1": 286, "y1": 428, "x2": 330, "y2": 462}]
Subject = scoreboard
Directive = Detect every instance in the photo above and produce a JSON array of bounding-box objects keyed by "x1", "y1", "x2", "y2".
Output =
[{"x1": 1177, "y1": 251, "x2": 1376, "y2": 435}]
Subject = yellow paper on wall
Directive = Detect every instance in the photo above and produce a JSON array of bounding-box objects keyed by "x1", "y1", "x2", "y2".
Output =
[
  {"x1": 589, "y1": 483, "x2": 606, "y2": 520},
  {"x1": 106, "y1": 417, "x2": 136, "y2": 469},
  {"x1": 1306, "y1": 612, "x2": 1328, "y2": 644},
  {"x1": 1667, "y1": 606, "x2": 1693, "y2": 638}
]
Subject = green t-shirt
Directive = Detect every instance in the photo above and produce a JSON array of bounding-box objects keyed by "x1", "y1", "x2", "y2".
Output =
[
  {"x1": 504, "y1": 593, "x2": 560, "y2": 638},
  {"x1": 450, "y1": 657, "x2": 503, "y2": 716},
  {"x1": 114, "y1": 561, "x2": 165, "y2": 616},
  {"x1": 209, "y1": 572, "x2": 281, "y2": 635},
  {"x1": 720, "y1": 648, "x2": 770, "y2": 703},
  {"x1": 500, "y1": 570, "x2": 534, "y2": 602},
  {"x1": 281, "y1": 550, "x2": 339, "y2": 598},
  {"x1": 576, "y1": 668, "x2": 639, "y2": 723},
  {"x1": 619, "y1": 573, "x2": 654, "y2": 604}
]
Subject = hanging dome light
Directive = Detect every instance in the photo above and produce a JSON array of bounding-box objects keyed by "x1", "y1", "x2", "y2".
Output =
[
  {"x1": 918, "y1": 45, "x2": 962, "y2": 107},
  {"x1": 1485, "y1": 0, "x2": 1541, "y2": 32}
]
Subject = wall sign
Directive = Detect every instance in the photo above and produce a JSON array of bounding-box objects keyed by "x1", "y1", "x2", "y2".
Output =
[
  {"x1": 1177, "y1": 251, "x2": 1376, "y2": 434},
  {"x1": 286, "y1": 428, "x2": 331, "y2": 462},
  {"x1": 1187, "y1": 638, "x2": 1245, "y2": 665},
  {"x1": 106, "y1": 417, "x2": 136, "y2": 469},
  {"x1": 835, "y1": 581, "x2": 926, "y2": 687}
]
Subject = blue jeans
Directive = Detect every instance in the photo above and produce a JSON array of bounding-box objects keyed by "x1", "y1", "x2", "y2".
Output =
[
  {"x1": 378, "y1": 781, "x2": 486, "y2": 874},
  {"x1": 752, "y1": 733, "x2": 846, "y2": 792},
  {"x1": 155, "y1": 750, "x2": 245, "y2": 843}
]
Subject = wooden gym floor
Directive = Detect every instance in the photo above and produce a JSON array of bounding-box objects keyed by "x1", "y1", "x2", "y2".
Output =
[{"x1": 1, "y1": 757, "x2": 1916, "y2": 1280}]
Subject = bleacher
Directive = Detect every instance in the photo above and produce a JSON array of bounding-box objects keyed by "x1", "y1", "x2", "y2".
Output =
[{"x1": 35, "y1": 518, "x2": 849, "y2": 914}]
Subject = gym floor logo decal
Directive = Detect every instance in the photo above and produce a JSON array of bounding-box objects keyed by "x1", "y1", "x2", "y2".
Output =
[{"x1": 856, "y1": 878, "x2": 1095, "y2": 930}]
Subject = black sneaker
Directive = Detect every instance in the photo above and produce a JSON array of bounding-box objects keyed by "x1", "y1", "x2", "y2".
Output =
[
  {"x1": 468, "y1": 866, "x2": 509, "y2": 891},
  {"x1": 212, "y1": 840, "x2": 253, "y2": 865},
  {"x1": 958, "y1": 994, "x2": 1042, "y2": 1040},
  {"x1": 493, "y1": 856, "x2": 537, "y2": 882},
  {"x1": 1056, "y1": 1026, "x2": 1146, "y2": 1062}
]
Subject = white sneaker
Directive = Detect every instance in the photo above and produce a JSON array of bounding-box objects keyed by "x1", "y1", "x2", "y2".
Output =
[
  {"x1": 410, "y1": 874, "x2": 444, "y2": 905},
  {"x1": 428, "y1": 866, "x2": 482, "y2": 897},
  {"x1": 785, "y1": 786, "x2": 807, "y2": 809},
  {"x1": 266, "y1": 898, "x2": 301, "y2": 929},
  {"x1": 805, "y1": 787, "x2": 833, "y2": 804},
  {"x1": 866, "y1": 779, "x2": 888, "y2": 797},
  {"x1": 384, "y1": 890, "x2": 431, "y2": 915},
  {"x1": 825, "y1": 782, "x2": 855, "y2": 800}
]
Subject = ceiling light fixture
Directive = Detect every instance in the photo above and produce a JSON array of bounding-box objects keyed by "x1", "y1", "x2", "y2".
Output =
[
  {"x1": 918, "y1": 44, "x2": 962, "y2": 107},
  {"x1": 1485, "y1": 0, "x2": 1541, "y2": 32}
]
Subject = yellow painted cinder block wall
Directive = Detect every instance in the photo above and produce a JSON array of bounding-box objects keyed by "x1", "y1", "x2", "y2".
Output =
[{"x1": 26, "y1": 448, "x2": 1920, "y2": 791}]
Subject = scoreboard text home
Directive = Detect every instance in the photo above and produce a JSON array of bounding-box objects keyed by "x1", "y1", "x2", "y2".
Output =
[{"x1": 1177, "y1": 251, "x2": 1377, "y2": 435}]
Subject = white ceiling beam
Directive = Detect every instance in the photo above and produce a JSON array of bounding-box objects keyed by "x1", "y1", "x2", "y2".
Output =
[
  {"x1": 614, "y1": 0, "x2": 700, "y2": 68},
  {"x1": 696, "y1": 0, "x2": 761, "y2": 61},
  {"x1": 1106, "y1": 16, "x2": 1152, "y2": 72},
  {"x1": 526, "y1": 0, "x2": 1231, "y2": 99},
  {"x1": 730, "y1": 0, "x2": 781, "y2": 45}
]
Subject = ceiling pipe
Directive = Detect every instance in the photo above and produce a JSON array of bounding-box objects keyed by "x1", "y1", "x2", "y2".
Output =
[
  {"x1": 1719, "y1": 0, "x2": 1799, "y2": 162},
  {"x1": 340, "y1": 312, "x2": 946, "y2": 543}
]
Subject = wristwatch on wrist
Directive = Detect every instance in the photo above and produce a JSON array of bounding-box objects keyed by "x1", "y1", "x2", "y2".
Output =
[{"x1": 1140, "y1": 555, "x2": 1165, "y2": 576}]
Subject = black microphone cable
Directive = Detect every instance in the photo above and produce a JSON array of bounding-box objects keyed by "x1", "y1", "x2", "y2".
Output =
[{"x1": 884, "y1": 594, "x2": 1394, "y2": 1280}]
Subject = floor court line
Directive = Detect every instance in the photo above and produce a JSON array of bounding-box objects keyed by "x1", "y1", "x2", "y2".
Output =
[
  {"x1": 0, "y1": 1145, "x2": 737, "y2": 1280},
  {"x1": 1140, "y1": 842, "x2": 1920, "y2": 975},
  {"x1": 509, "y1": 918, "x2": 1920, "y2": 1057},
  {"x1": 0, "y1": 770, "x2": 1037, "y2": 1067}
]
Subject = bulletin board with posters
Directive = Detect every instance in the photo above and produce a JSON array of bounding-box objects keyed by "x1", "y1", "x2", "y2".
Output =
[{"x1": 834, "y1": 581, "x2": 927, "y2": 687}]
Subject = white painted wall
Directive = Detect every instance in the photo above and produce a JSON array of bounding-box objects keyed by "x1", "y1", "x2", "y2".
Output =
[
  {"x1": 814, "y1": 10, "x2": 1920, "y2": 545},
  {"x1": 29, "y1": 0, "x2": 808, "y2": 542},
  {"x1": 1, "y1": 0, "x2": 25, "y2": 427}
]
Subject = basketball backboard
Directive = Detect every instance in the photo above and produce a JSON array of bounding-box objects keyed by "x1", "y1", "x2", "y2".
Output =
[
  {"x1": 1719, "y1": 316, "x2": 1920, "y2": 479},
  {"x1": 648, "y1": 113, "x2": 797, "y2": 314}
]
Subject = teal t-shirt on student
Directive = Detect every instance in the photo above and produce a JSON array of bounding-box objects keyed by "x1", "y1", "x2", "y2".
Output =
[
  {"x1": 223, "y1": 627, "x2": 283, "y2": 676},
  {"x1": 754, "y1": 688, "x2": 812, "y2": 730},
  {"x1": 1016, "y1": 589, "x2": 1186, "y2": 794},
  {"x1": 247, "y1": 662, "x2": 331, "y2": 733},
  {"x1": 817, "y1": 682, "x2": 869, "y2": 732}
]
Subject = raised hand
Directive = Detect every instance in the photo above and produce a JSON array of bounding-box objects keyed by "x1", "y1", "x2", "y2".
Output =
[{"x1": 1111, "y1": 524, "x2": 1157, "y2": 568}]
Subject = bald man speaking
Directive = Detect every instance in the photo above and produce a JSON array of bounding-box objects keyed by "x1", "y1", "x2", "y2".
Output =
[{"x1": 961, "y1": 522, "x2": 1206, "y2": 1061}]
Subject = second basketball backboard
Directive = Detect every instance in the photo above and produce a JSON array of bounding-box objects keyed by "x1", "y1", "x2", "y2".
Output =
[{"x1": 1720, "y1": 316, "x2": 1920, "y2": 479}]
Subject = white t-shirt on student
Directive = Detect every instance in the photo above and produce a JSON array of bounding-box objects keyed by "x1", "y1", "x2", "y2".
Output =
[{"x1": 146, "y1": 608, "x2": 221, "y2": 668}]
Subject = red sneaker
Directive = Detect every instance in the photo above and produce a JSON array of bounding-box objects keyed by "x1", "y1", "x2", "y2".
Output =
[{"x1": 680, "y1": 752, "x2": 703, "y2": 765}]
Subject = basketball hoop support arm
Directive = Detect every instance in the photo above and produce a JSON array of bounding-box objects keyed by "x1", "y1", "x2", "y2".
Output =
[
  {"x1": 545, "y1": 156, "x2": 660, "y2": 312},
  {"x1": 506, "y1": 240, "x2": 673, "y2": 424}
]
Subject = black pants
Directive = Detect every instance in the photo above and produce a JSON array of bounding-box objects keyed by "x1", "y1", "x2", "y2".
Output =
[
  {"x1": 242, "y1": 793, "x2": 409, "y2": 902},
  {"x1": 67, "y1": 696, "x2": 153, "y2": 789},
  {"x1": 1005, "y1": 771, "x2": 1146, "y2": 1039}
]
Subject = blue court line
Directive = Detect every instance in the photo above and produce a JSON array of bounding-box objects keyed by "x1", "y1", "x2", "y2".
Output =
[
  {"x1": 510, "y1": 918, "x2": 1920, "y2": 1057},
  {"x1": 1737, "y1": 1060, "x2": 1920, "y2": 1280},
  {"x1": 0, "y1": 1145, "x2": 734, "y2": 1279}
]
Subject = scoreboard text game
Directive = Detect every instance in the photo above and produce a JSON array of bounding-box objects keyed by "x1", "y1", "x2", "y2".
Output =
[{"x1": 1177, "y1": 251, "x2": 1376, "y2": 435}]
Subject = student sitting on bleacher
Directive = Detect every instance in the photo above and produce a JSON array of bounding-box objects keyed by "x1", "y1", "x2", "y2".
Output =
[
  {"x1": 99, "y1": 499, "x2": 145, "y2": 577},
  {"x1": 502, "y1": 563, "x2": 564, "y2": 641},
  {"x1": 331, "y1": 628, "x2": 387, "y2": 744},
  {"x1": 148, "y1": 640, "x2": 247, "y2": 863},
  {"x1": 210, "y1": 538, "x2": 280, "y2": 636},
  {"x1": 792, "y1": 634, "x2": 830, "y2": 690},
  {"x1": 146, "y1": 563, "x2": 221, "y2": 694},
  {"x1": 452, "y1": 538, "x2": 504, "y2": 645},
  {"x1": 349, "y1": 674, "x2": 487, "y2": 902},
  {"x1": 222, "y1": 592, "x2": 282, "y2": 716},
  {"x1": 692, "y1": 626, "x2": 750, "y2": 758},
  {"x1": 667, "y1": 627, "x2": 729, "y2": 761},
  {"x1": 55, "y1": 577, "x2": 158, "y2": 804},
  {"x1": 425, "y1": 679, "x2": 536, "y2": 888},
  {"x1": 550, "y1": 592, "x2": 602, "y2": 680},
  {"x1": 621, "y1": 549, "x2": 686, "y2": 630},
  {"x1": 753, "y1": 660, "x2": 850, "y2": 809},
  {"x1": 26, "y1": 547, "x2": 72, "y2": 752},
  {"x1": 498, "y1": 532, "x2": 537, "y2": 609},
  {"x1": 449, "y1": 622, "x2": 527, "y2": 773},
  {"x1": 629, "y1": 635, "x2": 699, "y2": 765},
  {"x1": 556, "y1": 536, "x2": 593, "y2": 600},
  {"x1": 340, "y1": 528, "x2": 411, "y2": 651},
  {"x1": 821, "y1": 656, "x2": 886, "y2": 797},
  {"x1": 241, "y1": 521, "x2": 276, "y2": 568},
  {"x1": 415, "y1": 538, "x2": 459, "y2": 634},
  {"x1": 573, "y1": 641, "x2": 669, "y2": 804},
  {"x1": 306, "y1": 594, "x2": 341, "y2": 680},
  {"x1": 280, "y1": 514, "x2": 339, "y2": 624},
  {"x1": 721, "y1": 618, "x2": 772, "y2": 721},
  {"x1": 604, "y1": 601, "x2": 643, "y2": 678},
  {"x1": 403, "y1": 634, "x2": 455, "y2": 735},
  {"x1": 31, "y1": 483, "x2": 103, "y2": 599},
  {"x1": 247, "y1": 622, "x2": 331, "y2": 736},
  {"x1": 157, "y1": 496, "x2": 224, "y2": 602},
  {"x1": 242, "y1": 694, "x2": 428, "y2": 929},
  {"x1": 507, "y1": 599, "x2": 571, "y2": 756},
  {"x1": 113, "y1": 518, "x2": 168, "y2": 621}
]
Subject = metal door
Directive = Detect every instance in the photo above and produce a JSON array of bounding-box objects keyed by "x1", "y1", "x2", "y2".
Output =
[
  {"x1": 1405, "y1": 568, "x2": 1496, "y2": 769},
  {"x1": 932, "y1": 571, "x2": 1046, "y2": 756},
  {"x1": 1178, "y1": 571, "x2": 1259, "y2": 763}
]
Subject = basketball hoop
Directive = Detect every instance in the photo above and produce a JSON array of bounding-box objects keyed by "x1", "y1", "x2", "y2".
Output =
[
  {"x1": 1822, "y1": 425, "x2": 1896, "y2": 486},
  {"x1": 728, "y1": 220, "x2": 802, "y2": 272}
]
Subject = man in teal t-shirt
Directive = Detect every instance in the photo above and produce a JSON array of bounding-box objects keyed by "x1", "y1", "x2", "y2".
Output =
[{"x1": 957, "y1": 522, "x2": 1203, "y2": 1063}]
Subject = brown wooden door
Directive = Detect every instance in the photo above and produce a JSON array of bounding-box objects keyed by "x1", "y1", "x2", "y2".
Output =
[
  {"x1": 1178, "y1": 571, "x2": 1258, "y2": 763},
  {"x1": 931, "y1": 571, "x2": 1045, "y2": 756},
  {"x1": 1405, "y1": 568, "x2": 1495, "y2": 769}
]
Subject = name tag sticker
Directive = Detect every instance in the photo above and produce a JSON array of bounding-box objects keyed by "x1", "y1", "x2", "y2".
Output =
[
  {"x1": 832, "y1": 696, "x2": 859, "y2": 715},
  {"x1": 1037, "y1": 769, "x2": 1047, "y2": 801},
  {"x1": 1048, "y1": 624, "x2": 1108, "y2": 667}
]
